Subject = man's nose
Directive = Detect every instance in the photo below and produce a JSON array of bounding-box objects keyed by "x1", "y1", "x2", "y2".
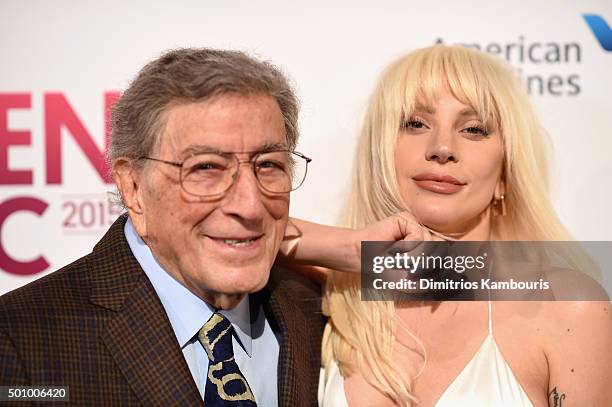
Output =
[{"x1": 221, "y1": 163, "x2": 267, "y2": 220}]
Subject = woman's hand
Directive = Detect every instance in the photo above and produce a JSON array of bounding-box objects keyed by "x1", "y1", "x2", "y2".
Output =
[
  {"x1": 348, "y1": 211, "x2": 448, "y2": 272},
  {"x1": 353, "y1": 211, "x2": 437, "y2": 243}
]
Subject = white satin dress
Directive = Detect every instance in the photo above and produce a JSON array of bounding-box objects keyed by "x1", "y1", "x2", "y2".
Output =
[{"x1": 317, "y1": 301, "x2": 534, "y2": 406}]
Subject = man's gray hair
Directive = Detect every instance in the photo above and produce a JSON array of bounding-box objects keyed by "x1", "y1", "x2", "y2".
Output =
[{"x1": 109, "y1": 48, "x2": 299, "y2": 167}]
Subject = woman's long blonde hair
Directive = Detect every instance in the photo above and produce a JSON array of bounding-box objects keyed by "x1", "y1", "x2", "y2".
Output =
[{"x1": 322, "y1": 45, "x2": 589, "y2": 406}]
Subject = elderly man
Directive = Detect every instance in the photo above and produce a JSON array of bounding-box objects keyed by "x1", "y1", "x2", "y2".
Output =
[{"x1": 0, "y1": 48, "x2": 324, "y2": 406}]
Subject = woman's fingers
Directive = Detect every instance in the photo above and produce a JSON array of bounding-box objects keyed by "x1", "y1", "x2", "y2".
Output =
[
  {"x1": 355, "y1": 211, "x2": 456, "y2": 275},
  {"x1": 394, "y1": 211, "x2": 424, "y2": 241}
]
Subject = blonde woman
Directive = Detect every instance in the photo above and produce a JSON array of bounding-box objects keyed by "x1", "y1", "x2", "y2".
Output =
[{"x1": 281, "y1": 45, "x2": 611, "y2": 406}]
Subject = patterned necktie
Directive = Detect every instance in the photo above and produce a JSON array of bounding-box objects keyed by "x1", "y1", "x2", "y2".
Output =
[{"x1": 198, "y1": 312, "x2": 258, "y2": 406}]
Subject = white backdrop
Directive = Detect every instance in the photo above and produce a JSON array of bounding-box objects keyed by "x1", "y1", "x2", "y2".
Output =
[{"x1": 1, "y1": 0, "x2": 611, "y2": 294}]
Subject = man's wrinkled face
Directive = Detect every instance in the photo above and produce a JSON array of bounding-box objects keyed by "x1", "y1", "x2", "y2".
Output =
[{"x1": 130, "y1": 94, "x2": 289, "y2": 307}]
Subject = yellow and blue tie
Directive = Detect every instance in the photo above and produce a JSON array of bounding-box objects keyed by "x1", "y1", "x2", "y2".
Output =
[{"x1": 198, "y1": 312, "x2": 257, "y2": 406}]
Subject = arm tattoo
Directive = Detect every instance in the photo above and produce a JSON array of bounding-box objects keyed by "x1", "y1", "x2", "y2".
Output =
[{"x1": 548, "y1": 386, "x2": 566, "y2": 407}]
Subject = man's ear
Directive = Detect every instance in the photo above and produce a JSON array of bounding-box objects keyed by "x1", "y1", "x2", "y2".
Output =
[{"x1": 113, "y1": 158, "x2": 147, "y2": 236}]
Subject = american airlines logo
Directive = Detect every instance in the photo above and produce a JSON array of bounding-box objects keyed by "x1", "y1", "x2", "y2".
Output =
[{"x1": 583, "y1": 14, "x2": 612, "y2": 52}]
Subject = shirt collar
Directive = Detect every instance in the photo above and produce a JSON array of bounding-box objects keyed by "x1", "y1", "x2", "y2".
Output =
[{"x1": 123, "y1": 218, "x2": 252, "y2": 356}]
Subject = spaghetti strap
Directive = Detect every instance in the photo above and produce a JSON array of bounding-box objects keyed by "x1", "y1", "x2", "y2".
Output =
[
  {"x1": 487, "y1": 297, "x2": 493, "y2": 334},
  {"x1": 487, "y1": 259, "x2": 493, "y2": 334}
]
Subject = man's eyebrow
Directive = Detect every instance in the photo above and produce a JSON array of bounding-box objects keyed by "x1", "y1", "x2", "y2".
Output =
[
  {"x1": 258, "y1": 142, "x2": 289, "y2": 152},
  {"x1": 180, "y1": 142, "x2": 289, "y2": 157},
  {"x1": 181, "y1": 145, "x2": 224, "y2": 157}
]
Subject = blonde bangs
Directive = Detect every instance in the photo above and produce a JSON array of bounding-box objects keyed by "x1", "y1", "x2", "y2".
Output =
[{"x1": 386, "y1": 46, "x2": 502, "y2": 135}]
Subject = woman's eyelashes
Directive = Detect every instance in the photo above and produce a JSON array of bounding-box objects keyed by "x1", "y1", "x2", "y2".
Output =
[
  {"x1": 461, "y1": 123, "x2": 490, "y2": 137},
  {"x1": 401, "y1": 116, "x2": 491, "y2": 138},
  {"x1": 401, "y1": 116, "x2": 429, "y2": 130}
]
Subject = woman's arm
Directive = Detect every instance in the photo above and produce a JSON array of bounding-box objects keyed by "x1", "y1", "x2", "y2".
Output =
[
  {"x1": 278, "y1": 218, "x2": 360, "y2": 273},
  {"x1": 277, "y1": 212, "x2": 434, "y2": 274},
  {"x1": 544, "y1": 300, "x2": 612, "y2": 406}
]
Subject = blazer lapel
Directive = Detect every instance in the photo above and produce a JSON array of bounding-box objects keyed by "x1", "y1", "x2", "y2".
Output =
[
  {"x1": 89, "y1": 215, "x2": 202, "y2": 406},
  {"x1": 260, "y1": 266, "x2": 321, "y2": 407}
]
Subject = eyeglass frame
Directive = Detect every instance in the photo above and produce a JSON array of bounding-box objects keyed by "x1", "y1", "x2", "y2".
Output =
[{"x1": 138, "y1": 149, "x2": 312, "y2": 197}]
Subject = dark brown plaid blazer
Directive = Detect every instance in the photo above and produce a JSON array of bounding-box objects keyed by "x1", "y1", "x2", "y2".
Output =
[{"x1": 0, "y1": 214, "x2": 325, "y2": 406}]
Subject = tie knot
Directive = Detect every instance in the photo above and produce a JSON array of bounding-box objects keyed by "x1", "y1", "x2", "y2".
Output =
[{"x1": 198, "y1": 312, "x2": 234, "y2": 362}]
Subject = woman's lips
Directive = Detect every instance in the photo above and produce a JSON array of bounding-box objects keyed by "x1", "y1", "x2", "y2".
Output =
[{"x1": 413, "y1": 173, "x2": 465, "y2": 194}]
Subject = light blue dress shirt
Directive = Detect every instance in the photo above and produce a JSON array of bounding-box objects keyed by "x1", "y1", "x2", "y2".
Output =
[{"x1": 124, "y1": 218, "x2": 279, "y2": 406}]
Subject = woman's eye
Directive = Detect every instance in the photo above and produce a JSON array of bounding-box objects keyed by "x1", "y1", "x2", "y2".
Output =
[
  {"x1": 463, "y1": 126, "x2": 489, "y2": 136},
  {"x1": 402, "y1": 118, "x2": 427, "y2": 130}
]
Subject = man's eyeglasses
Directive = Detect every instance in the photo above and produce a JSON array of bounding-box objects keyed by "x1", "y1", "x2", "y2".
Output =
[{"x1": 140, "y1": 150, "x2": 311, "y2": 197}]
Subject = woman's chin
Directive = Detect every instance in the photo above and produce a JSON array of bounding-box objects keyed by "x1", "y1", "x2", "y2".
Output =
[
  {"x1": 413, "y1": 211, "x2": 463, "y2": 232},
  {"x1": 417, "y1": 211, "x2": 490, "y2": 240}
]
